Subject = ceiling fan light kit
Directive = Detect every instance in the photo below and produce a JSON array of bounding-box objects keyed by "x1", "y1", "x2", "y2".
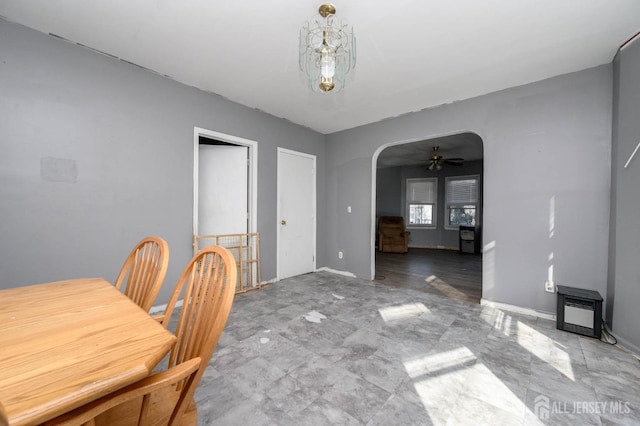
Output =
[
  {"x1": 299, "y1": 3, "x2": 356, "y2": 93},
  {"x1": 427, "y1": 146, "x2": 464, "y2": 170}
]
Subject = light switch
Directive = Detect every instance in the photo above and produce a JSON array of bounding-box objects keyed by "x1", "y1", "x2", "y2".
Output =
[{"x1": 347, "y1": 206, "x2": 352, "y2": 213}]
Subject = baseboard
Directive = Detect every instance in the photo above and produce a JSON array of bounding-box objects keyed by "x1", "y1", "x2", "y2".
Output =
[
  {"x1": 149, "y1": 299, "x2": 183, "y2": 315},
  {"x1": 480, "y1": 298, "x2": 556, "y2": 321},
  {"x1": 611, "y1": 335, "x2": 640, "y2": 359},
  {"x1": 315, "y1": 267, "x2": 357, "y2": 278},
  {"x1": 408, "y1": 244, "x2": 459, "y2": 251}
]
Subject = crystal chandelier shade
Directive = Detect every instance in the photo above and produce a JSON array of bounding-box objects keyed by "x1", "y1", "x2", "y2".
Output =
[{"x1": 299, "y1": 3, "x2": 356, "y2": 93}]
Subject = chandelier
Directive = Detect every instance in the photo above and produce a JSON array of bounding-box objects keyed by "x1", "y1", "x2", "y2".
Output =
[{"x1": 299, "y1": 3, "x2": 356, "y2": 93}]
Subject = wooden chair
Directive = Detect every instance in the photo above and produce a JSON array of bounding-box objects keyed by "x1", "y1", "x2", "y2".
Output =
[
  {"x1": 0, "y1": 401, "x2": 8, "y2": 426},
  {"x1": 115, "y1": 236, "x2": 169, "y2": 312},
  {"x1": 44, "y1": 357, "x2": 201, "y2": 426},
  {"x1": 46, "y1": 246, "x2": 236, "y2": 426},
  {"x1": 158, "y1": 245, "x2": 238, "y2": 424}
]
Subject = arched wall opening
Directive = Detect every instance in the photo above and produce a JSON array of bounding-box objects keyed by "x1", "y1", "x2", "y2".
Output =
[{"x1": 371, "y1": 131, "x2": 484, "y2": 302}]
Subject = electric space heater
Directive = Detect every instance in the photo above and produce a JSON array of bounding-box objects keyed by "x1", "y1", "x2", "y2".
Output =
[{"x1": 556, "y1": 285, "x2": 603, "y2": 339}]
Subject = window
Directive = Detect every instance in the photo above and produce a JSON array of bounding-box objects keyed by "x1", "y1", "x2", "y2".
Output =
[
  {"x1": 445, "y1": 175, "x2": 479, "y2": 228},
  {"x1": 406, "y1": 178, "x2": 437, "y2": 227}
]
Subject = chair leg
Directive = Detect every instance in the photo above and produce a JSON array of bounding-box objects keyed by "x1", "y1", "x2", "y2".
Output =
[{"x1": 180, "y1": 400, "x2": 197, "y2": 426}]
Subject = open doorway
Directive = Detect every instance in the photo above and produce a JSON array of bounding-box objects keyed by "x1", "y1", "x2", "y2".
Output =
[
  {"x1": 372, "y1": 132, "x2": 484, "y2": 303},
  {"x1": 193, "y1": 127, "x2": 257, "y2": 238}
]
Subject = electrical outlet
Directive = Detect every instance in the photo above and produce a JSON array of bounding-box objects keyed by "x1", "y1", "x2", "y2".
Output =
[
  {"x1": 545, "y1": 281, "x2": 555, "y2": 293},
  {"x1": 338, "y1": 251, "x2": 343, "y2": 259}
]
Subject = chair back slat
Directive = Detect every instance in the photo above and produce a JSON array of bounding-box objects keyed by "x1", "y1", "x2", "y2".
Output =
[
  {"x1": 162, "y1": 245, "x2": 236, "y2": 388},
  {"x1": 115, "y1": 236, "x2": 169, "y2": 312}
]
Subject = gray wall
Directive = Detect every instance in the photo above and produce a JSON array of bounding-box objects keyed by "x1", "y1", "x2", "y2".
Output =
[
  {"x1": 1, "y1": 18, "x2": 625, "y2": 326},
  {"x1": 325, "y1": 65, "x2": 613, "y2": 314},
  {"x1": 377, "y1": 160, "x2": 484, "y2": 249},
  {"x1": 0, "y1": 19, "x2": 326, "y2": 303},
  {"x1": 375, "y1": 167, "x2": 402, "y2": 217},
  {"x1": 608, "y1": 38, "x2": 640, "y2": 353}
]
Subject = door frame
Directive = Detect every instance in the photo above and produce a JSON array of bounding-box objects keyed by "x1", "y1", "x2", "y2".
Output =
[
  {"x1": 193, "y1": 127, "x2": 258, "y2": 236},
  {"x1": 276, "y1": 147, "x2": 317, "y2": 281}
]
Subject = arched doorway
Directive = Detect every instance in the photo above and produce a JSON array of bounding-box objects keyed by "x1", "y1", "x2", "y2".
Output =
[{"x1": 372, "y1": 132, "x2": 484, "y2": 303}]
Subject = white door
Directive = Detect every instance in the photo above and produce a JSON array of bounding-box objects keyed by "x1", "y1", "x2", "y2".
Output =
[
  {"x1": 198, "y1": 144, "x2": 248, "y2": 235},
  {"x1": 277, "y1": 148, "x2": 316, "y2": 280}
]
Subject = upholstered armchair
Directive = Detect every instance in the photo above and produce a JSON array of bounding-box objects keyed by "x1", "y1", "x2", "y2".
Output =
[{"x1": 378, "y1": 216, "x2": 410, "y2": 253}]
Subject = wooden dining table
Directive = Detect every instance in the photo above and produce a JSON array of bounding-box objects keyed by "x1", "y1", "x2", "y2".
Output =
[{"x1": 0, "y1": 277, "x2": 176, "y2": 426}]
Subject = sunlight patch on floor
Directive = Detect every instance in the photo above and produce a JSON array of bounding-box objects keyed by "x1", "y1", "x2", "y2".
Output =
[
  {"x1": 455, "y1": 361, "x2": 528, "y2": 416},
  {"x1": 407, "y1": 347, "x2": 527, "y2": 421},
  {"x1": 424, "y1": 275, "x2": 469, "y2": 299},
  {"x1": 378, "y1": 303, "x2": 429, "y2": 322},
  {"x1": 492, "y1": 310, "x2": 513, "y2": 337},
  {"x1": 517, "y1": 321, "x2": 575, "y2": 381},
  {"x1": 404, "y1": 347, "x2": 476, "y2": 378}
]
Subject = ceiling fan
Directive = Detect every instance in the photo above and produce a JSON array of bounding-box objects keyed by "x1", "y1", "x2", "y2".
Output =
[{"x1": 427, "y1": 146, "x2": 464, "y2": 170}]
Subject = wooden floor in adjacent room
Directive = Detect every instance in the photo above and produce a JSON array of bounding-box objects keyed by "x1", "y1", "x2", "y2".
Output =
[{"x1": 374, "y1": 247, "x2": 482, "y2": 303}]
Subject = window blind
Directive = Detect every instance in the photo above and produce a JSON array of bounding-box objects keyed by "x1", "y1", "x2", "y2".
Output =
[
  {"x1": 407, "y1": 179, "x2": 437, "y2": 203},
  {"x1": 446, "y1": 178, "x2": 478, "y2": 203}
]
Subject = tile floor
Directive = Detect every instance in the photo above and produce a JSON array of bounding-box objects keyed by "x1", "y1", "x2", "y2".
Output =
[{"x1": 186, "y1": 272, "x2": 640, "y2": 425}]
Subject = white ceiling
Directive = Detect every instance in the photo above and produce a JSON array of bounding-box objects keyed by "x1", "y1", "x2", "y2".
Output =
[{"x1": 1, "y1": 0, "x2": 639, "y2": 138}]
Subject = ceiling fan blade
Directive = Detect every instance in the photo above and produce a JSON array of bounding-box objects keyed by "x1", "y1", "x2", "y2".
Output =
[
  {"x1": 445, "y1": 158, "x2": 464, "y2": 162},
  {"x1": 444, "y1": 160, "x2": 464, "y2": 166}
]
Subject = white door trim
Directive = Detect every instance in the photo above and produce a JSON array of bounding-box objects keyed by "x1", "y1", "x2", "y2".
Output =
[
  {"x1": 193, "y1": 127, "x2": 258, "y2": 236},
  {"x1": 276, "y1": 147, "x2": 316, "y2": 281}
]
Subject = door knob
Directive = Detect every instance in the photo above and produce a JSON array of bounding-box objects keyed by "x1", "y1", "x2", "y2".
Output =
[{"x1": 281, "y1": 220, "x2": 287, "y2": 225}]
